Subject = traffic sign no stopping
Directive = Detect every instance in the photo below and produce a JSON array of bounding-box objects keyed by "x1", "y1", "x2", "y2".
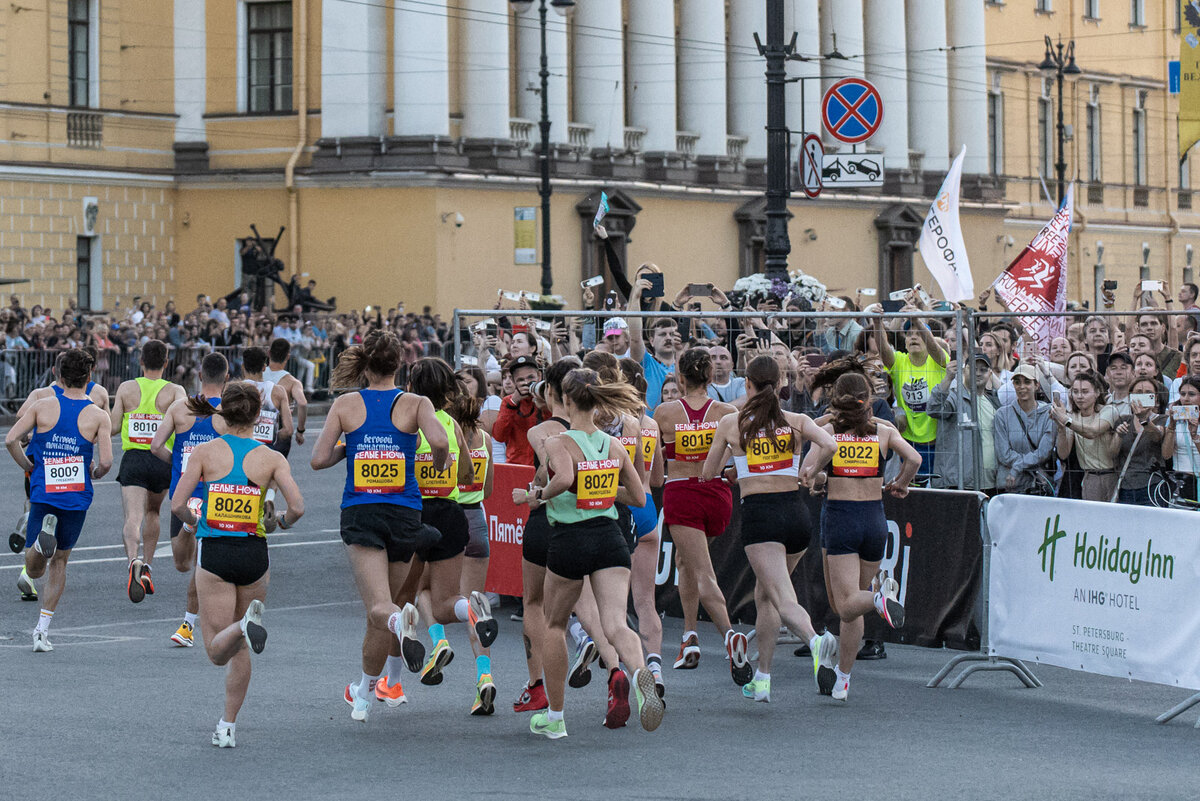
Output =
[{"x1": 821, "y1": 78, "x2": 883, "y2": 144}]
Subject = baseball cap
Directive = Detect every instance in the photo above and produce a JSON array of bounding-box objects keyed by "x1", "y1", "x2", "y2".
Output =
[
  {"x1": 1012, "y1": 364, "x2": 1039, "y2": 382},
  {"x1": 972, "y1": 353, "x2": 992, "y2": 368},
  {"x1": 506, "y1": 355, "x2": 540, "y2": 373},
  {"x1": 1106, "y1": 350, "x2": 1134, "y2": 368},
  {"x1": 603, "y1": 317, "x2": 628, "y2": 337}
]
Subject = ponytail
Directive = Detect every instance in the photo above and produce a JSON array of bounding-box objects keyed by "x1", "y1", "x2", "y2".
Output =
[
  {"x1": 737, "y1": 356, "x2": 790, "y2": 452},
  {"x1": 828, "y1": 372, "x2": 875, "y2": 437},
  {"x1": 187, "y1": 381, "x2": 261, "y2": 428},
  {"x1": 448, "y1": 380, "x2": 482, "y2": 435},
  {"x1": 332, "y1": 330, "x2": 402, "y2": 389},
  {"x1": 561, "y1": 368, "x2": 642, "y2": 422}
]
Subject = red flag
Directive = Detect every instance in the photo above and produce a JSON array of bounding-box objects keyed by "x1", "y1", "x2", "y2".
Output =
[{"x1": 993, "y1": 184, "x2": 1073, "y2": 352}]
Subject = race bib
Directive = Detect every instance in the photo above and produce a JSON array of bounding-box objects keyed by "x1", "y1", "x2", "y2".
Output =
[
  {"x1": 415, "y1": 451, "x2": 456, "y2": 497},
  {"x1": 353, "y1": 450, "x2": 406, "y2": 494},
  {"x1": 901, "y1": 378, "x2": 931, "y2": 414},
  {"x1": 618, "y1": 436, "x2": 639, "y2": 463},
  {"x1": 746, "y1": 428, "x2": 794, "y2": 473},
  {"x1": 44, "y1": 455, "x2": 85, "y2": 493},
  {"x1": 576, "y1": 458, "x2": 620, "y2": 510},
  {"x1": 127, "y1": 413, "x2": 162, "y2": 445},
  {"x1": 459, "y1": 448, "x2": 488, "y2": 493},
  {"x1": 640, "y1": 428, "x2": 657, "y2": 471},
  {"x1": 206, "y1": 482, "x2": 263, "y2": 535},
  {"x1": 252, "y1": 410, "x2": 278, "y2": 444},
  {"x1": 674, "y1": 421, "x2": 717, "y2": 462},
  {"x1": 180, "y1": 446, "x2": 193, "y2": 475},
  {"x1": 832, "y1": 434, "x2": 880, "y2": 477}
]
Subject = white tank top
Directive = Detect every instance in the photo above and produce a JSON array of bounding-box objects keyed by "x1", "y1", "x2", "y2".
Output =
[
  {"x1": 248, "y1": 379, "x2": 278, "y2": 444},
  {"x1": 732, "y1": 427, "x2": 800, "y2": 480},
  {"x1": 263, "y1": 368, "x2": 290, "y2": 387},
  {"x1": 249, "y1": 379, "x2": 277, "y2": 412}
]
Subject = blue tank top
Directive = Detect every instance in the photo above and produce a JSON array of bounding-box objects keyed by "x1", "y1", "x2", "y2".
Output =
[
  {"x1": 52, "y1": 381, "x2": 97, "y2": 397},
  {"x1": 342, "y1": 388, "x2": 420, "y2": 510},
  {"x1": 29, "y1": 394, "x2": 95, "y2": 510},
  {"x1": 170, "y1": 397, "x2": 221, "y2": 496},
  {"x1": 197, "y1": 435, "x2": 267, "y2": 539}
]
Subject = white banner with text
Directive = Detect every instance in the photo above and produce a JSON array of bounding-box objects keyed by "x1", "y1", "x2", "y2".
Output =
[{"x1": 988, "y1": 494, "x2": 1200, "y2": 690}]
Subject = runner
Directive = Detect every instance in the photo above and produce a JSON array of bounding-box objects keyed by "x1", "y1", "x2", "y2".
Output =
[
  {"x1": 263, "y1": 337, "x2": 309, "y2": 457},
  {"x1": 310, "y1": 331, "x2": 446, "y2": 723},
  {"x1": 524, "y1": 367, "x2": 664, "y2": 739},
  {"x1": 241, "y1": 346, "x2": 294, "y2": 523},
  {"x1": 4, "y1": 350, "x2": 112, "y2": 652},
  {"x1": 110, "y1": 340, "x2": 186, "y2": 603},
  {"x1": 152, "y1": 352, "x2": 229, "y2": 647},
  {"x1": 511, "y1": 358, "x2": 580, "y2": 714},
  {"x1": 397, "y1": 357, "x2": 498, "y2": 713},
  {"x1": 813, "y1": 370, "x2": 917, "y2": 701},
  {"x1": 700, "y1": 355, "x2": 840, "y2": 701},
  {"x1": 652, "y1": 348, "x2": 748, "y2": 685},
  {"x1": 171, "y1": 382, "x2": 304, "y2": 747}
]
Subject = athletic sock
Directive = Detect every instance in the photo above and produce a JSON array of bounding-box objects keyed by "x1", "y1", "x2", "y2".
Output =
[
  {"x1": 219, "y1": 718, "x2": 236, "y2": 734},
  {"x1": 35, "y1": 609, "x2": 52, "y2": 634},
  {"x1": 454, "y1": 597, "x2": 469, "y2": 622},
  {"x1": 476, "y1": 654, "x2": 491, "y2": 678},
  {"x1": 567, "y1": 617, "x2": 586, "y2": 645},
  {"x1": 384, "y1": 655, "x2": 406, "y2": 680},
  {"x1": 753, "y1": 669, "x2": 770, "y2": 682},
  {"x1": 548, "y1": 709, "x2": 564, "y2": 722},
  {"x1": 184, "y1": 612, "x2": 198, "y2": 628},
  {"x1": 359, "y1": 671, "x2": 381, "y2": 698},
  {"x1": 387, "y1": 611, "x2": 402, "y2": 634},
  {"x1": 428, "y1": 623, "x2": 446, "y2": 643},
  {"x1": 835, "y1": 667, "x2": 851, "y2": 684},
  {"x1": 646, "y1": 653, "x2": 661, "y2": 667}
]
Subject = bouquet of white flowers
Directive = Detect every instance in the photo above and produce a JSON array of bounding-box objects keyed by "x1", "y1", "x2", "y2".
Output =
[{"x1": 727, "y1": 270, "x2": 827, "y2": 308}]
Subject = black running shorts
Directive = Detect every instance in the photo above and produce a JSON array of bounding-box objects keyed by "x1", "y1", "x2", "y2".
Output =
[
  {"x1": 523, "y1": 506, "x2": 551, "y2": 568},
  {"x1": 419, "y1": 498, "x2": 469, "y2": 563},
  {"x1": 546, "y1": 517, "x2": 631, "y2": 581},
  {"x1": 340, "y1": 503, "x2": 439, "y2": 563},
  {"x1": 270, "y1": 435, "x2": 292, "y2": 459},
  {"x1": 117, "y1": 449, "x2": 171, "y2": 494},
  {"x1": 197, "y1": 535, "x2": 269, "y2": 586},
  {"x1": 820, "y1": 499, "x2": 887, "y2": 562},
  {"x1": 740, "y1": 490, "x2": 812, "y2": 554}
]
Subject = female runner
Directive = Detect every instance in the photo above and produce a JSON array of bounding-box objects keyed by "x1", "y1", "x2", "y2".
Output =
[
  {"x1": 814, "y1": 371, "x2": 916, "y2": 701},
  {"x1": 653, "y1": 348, "x2": 747, "y2": 685},
  {"x1": 310, "y1": 331, "x2": 448, "y2": 723},
  {"x1": 525, "y1": 368, "x2": 664, "y2": 738},
  {"x1": 172, "y1": 382, "x2": 304, "y2": 747}
]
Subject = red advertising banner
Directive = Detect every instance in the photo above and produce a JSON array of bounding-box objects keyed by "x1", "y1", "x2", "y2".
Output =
[{"x1": 483, "y1": 463, "x2": 536, "y2": 597}]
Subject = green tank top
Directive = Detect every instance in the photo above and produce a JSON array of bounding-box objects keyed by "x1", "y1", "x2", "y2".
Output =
[
  {"x1": 121, "y1": 376, "x2": 173, "y2": 451},
  {"x1": 547, "y1": 429, "x2": 620, "y2": 526},
  {"x1": 416, "y1": 409, "x2": 460, "y2": 502},
  {"x1": 456, "y1": 430, "x2": 490, "y2": 505}
]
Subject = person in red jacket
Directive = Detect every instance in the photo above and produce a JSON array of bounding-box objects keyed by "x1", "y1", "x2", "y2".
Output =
[{"x1": 492, "y1": 356, "x2": 546, "y2": 466}]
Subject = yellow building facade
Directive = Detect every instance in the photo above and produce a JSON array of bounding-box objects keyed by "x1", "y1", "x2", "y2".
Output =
[{"x1": 0, "y1": 0, "x2": 1194, "y2": 315}]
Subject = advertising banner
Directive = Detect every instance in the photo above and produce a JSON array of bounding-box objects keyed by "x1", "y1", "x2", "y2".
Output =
[
  {"x1": 482, "y1": 463, "x2": 536, "y2": 597},
  {"x1": 988, "y1": 495, "x2": 1200, "y2": 690}
]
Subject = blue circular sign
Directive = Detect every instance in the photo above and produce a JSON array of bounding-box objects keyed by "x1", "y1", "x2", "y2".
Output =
[{"x1": 821, "y1": 78, "x2": 883, "y2": 145}]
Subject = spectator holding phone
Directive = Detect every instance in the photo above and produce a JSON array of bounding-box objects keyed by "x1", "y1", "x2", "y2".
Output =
[
  {"x1": 1163, "y1": 377, "x2": 1200, "y2": 502},
  {"x1": 874, "y1": 309, "x2": 948, "y2": 479},
  {"x1": 629, "y1": 269, "x2": 684, "y2": 411},
  {"x1": 705, "y1": 345, "x2": 746, "y2": 405},
  {"x1": 1137, "y1": 312, "x2": 1182, "y2": 379},
  {"x1": 1168, "y1": 338, "x2": 1200, "y2": 402},
  {"x1": 1051, "y1": 371, "x2": 1120, "y2": 502},
  {"x1": 492, "y1": 355, "x2": 547, "y2": 466},
  {"x1": 818, "y1": 298, "x2": 862, "y2": 355},
  {"x1": 928, "y1": 354, "x2": 998, "y2": 492},
  {"x1": 1114, "y1": 378, "x2": 1167, "y2": 505}
]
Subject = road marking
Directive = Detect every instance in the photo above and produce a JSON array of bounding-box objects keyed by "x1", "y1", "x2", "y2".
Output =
[
  {"x1": 0, "y1": 633, "x2": 145, "y2": 649},
  {"x1": 0, "y1": 537, "x2": 342, "y2": 570},
  {"x1": 46, "y1": 600, "x2": 359, "y2": 634},
  {"x1": 0, "y1": 528, "x2": 342, "y2": 556}
]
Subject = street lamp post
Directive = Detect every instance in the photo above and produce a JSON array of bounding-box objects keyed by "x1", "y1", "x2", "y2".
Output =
[
  {"x1": 1039, "y1": 36, "x2": 1081, "y2": 207},
  {"x1": 511, "y1": 0, "x2": 575, "y2": 297},
  {"x1": 757, "y1": 0, "x2": 795, "y2": 280}
]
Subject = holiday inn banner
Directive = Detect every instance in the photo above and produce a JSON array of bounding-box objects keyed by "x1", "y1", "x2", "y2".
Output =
[{"x1": 988, "y1": 495, "x2": 1200, "y2": 690}]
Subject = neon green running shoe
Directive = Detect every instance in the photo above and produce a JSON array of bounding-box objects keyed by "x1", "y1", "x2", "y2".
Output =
[
  {"x1": 529, "y1": 711, "x2": 567, "y2": 739},
  {"x1": 420, "y1": 639, "x2": 454, "y2": 686},
  {"x1": 813, "y1": 631, "x2": 838, "y2": 695},
  {"x1": 742, "y1": 676, "x2": 771, "y2": 702},
  {"x1": 633, "y1": 667, "x2": 665, "y2": 732}
]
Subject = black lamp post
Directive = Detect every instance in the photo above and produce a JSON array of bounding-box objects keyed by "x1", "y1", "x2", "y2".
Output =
[
  {"x1": 511, "y1": 0, "x2": 575, "y2": 296},
  {"x1": 1039, "y1": 35, "x2": 1081, "y2": 207},
  {"x1": 756, "y1": 0, "x2": 796, "y2": 280}
]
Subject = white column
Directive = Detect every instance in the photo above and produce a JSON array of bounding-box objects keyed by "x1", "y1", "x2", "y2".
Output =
[
  {"x1": 627, "y1": 0, "x2": 676, "y2": 153},
  {"x1": 678, "y1": 0, "x2": 726, "y2": 157},
  {"x1": 321, "y1": 0, "x2": 386, "y2": 138},
  {"x1": 906, "y1": 0, "x2": 950, "y2": 171},
  {"x1": 174, "y1": 0, "x2": 205, "y2": 142},
  {"x1": 728, "y1": 0, "x2": 766, "y2": 158},
  {"x1": 515, "y1": 4, "x2": 568, "y2": 142},
  {"x1": 394, "y1": 0, "x2": 449, "y2": 137},
  {"x1": 947, "y1": 0, "x2": 989, "y2": 174},
  {"x1": 819, "y1": 0, "x2": 864, "y2": 147},
  {"x1": 863, "y1": 0, "x2": 908, "y2": 164},
  {"x1": 459, "y1": 0, "x2": 510, "y2": 139},
  {"x1": 572, "y1": 2, "x2": 624, "y2": 148},
  {"x1": 785, "y1": 0, "x2": 821, "y2": 139}
]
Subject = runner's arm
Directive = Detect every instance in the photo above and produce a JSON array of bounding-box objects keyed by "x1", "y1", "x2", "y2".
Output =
[
  {"x1": 150, "y1": 407, "x2": 177, "y2": 463},
  {"x1": 92, "y1": 412, "x2": 113, "y2": 478},
  {"x1": 4, "y1": 405, "x2": 38, "y2": 471},
  {"x1": 615, "y1": 441, "x2": 646, "y2": 507},
  {"x1": 538, "y1": 436, "x2": 574, "y2": 501},
  {"x1": 796, "y1": 414, "x2": 835, "y2": 484},
  {"x1": 482, "y1": 434, "x2": 494, "y2": 498},
  {"x1": 109, "y1": 386, "x2": 126, "y2": 433},
  {"x1": 271, "y1": 456, "x2": 305, "y2": 528},
  {"x1": 454, "y1": 420, "x2": 474, "y2": 485},
  {"x1": 881, "y1": 426, "x2": 922, "y2": 495},
  {"x1": 290, "y1": 377, "x2": 308, "y2": 444},
  {"x1": 172, "y1": 449, "x2": 205, "y2": 523},
  {"x1": 699, "y1": 416, "x2": 734, "y2": 481},
  {"x1": 273, "y1": 385, "x2": 293, "y2": 439},
  {"x1": 415, "y1": 396, "x2": 451, "y2": 472},
  {"x1": 310, "y1": 402, "x2": 346, "y2": 469}
]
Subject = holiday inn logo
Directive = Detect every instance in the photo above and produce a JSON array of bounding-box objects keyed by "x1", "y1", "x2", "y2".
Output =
[{"x1": 1036, "y1": 514, "x2": 1175, "y2": 585}]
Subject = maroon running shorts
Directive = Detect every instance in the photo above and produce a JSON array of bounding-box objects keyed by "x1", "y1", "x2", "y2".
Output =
[{"x1": 662, "y1": 477, "x2": 733, "y2": 538}]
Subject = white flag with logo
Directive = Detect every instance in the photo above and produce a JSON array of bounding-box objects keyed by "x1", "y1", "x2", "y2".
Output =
[{"x1": 918, "y1": 145, "x2": 974, "y2": 302}]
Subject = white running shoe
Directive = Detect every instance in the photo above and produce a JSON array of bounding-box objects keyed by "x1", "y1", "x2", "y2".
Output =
[
  {"x1": 873, "y1": 570, "x2": 906, "y2": 629},
  {"x1": 832, "y1": 673, "x2": 850, "y2": 701},
  {"x1": 396, "y1": 602, "x2": 424, "y2": 673},
  {"x1": 240, "y1": 599, "x2": 267, "y2": 654},
  {"x1": 347, "y1": 683, "x2": 371, "y2": 722},
  {"x1": 34, "y1": 514, "x2": 57, "y2": 560},
  {"x1": 17, "y1": 567, "x2": 37, "y2": 600},
  {"x1": 32, "y1": 631, "x2": 52, "y2": 653},
  {"x1": 211, "y1": 726, "x2": 236, "y2": 748}
]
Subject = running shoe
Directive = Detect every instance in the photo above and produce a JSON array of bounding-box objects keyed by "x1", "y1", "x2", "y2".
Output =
[
  {"x1": 568, "y1": 636, "x2": 598, "y2": 689},
  {"x1": 468, "y1": 590, "x2": 498, "y2": 647},
  {"x1": 529, "y1": 711, "x2": 567, "y2": 740},
  {"x1": 211, "y1": 726, "x2": 236, "y2": 748},
  {"x1": 344, "y1": 683, "x2": 371, "y2": 722},
  {"x1": 34, "y1": 514, "x2": 56, "y2": 560},
  {"x1": 633, "y1": 667, "x2": 665, "y2": 732},
  {"x1": 510, "y1": 600, "x2": 524, "y2": 622},
  {"x1": 857, "y1": 640, "x2": 887, "y2": 660},
  {"x1": 239, "y1": 599, "x2": 267, "y2": 654},
  {"x1": 420, "y1": 639, "x2": 454, "y2": 686},
  {"x1": 32, "y1": 631, "x2": 52, "y2": 653},
  {"x1": 831, "y1": 673, "x2": 850, "y2": 702},
  {"x1": 726, "y1": 631, "x2": 753, "y2": 687},
  {"x1": 873, "y1": 570, "x2": 906, "y2": 629},
  {"x1": 374, "y1": 676, "x2": 407, "y2": 707},
  {"x1": 171, "y1": 621, "x2": 195, "y2": 647},
  {"x1": 127, "y1": 558, "x2": 146, "y2": 604},
  {"x1": 395, "y1": 603, "x2": 425, "y2": 673},
  {"x1": 17, "y1": 567, "x2": 37, "y2": 601},
  {"x1": 813, "y1": 631, "x2": 839, "y2": 696},
  {"x1": 742, "y1": 676, "x2": 771, "y2": 702},
  {"x1": 8, "y1": 531, "x2": 23, "y2": 554},
  {"x1": 471, "y1": 673, "x2": 496, "y2": 716},
  {"x1": 513, "y1": 680, "x2": 548, "y2": 713},
  {"x1": 648, "y1": 659, "x2": 666, "y2": 700},
  {"x1": 140, "y1": 563, "x2": 155, "y2": 596},
  {"x1": 604, "y1": 669, "x2": 631, "y2": 729},
  {"x1": 672, "y1": 633, "x2": 700, "y2": 670}
]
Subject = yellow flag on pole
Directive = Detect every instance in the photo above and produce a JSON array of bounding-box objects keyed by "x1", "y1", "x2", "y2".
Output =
[{"x1": 1182, "y1": 1, "x2": 1200, "y2": 155}]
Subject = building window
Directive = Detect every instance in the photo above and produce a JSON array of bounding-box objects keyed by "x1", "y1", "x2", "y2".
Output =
[
  {"x1": 247, "y1": 2, "x2": 293, "y2": 113},
  {"x1": 1084, "y1": 0, "x2": 1099, "y2": 18},
  {"x1": 76, "y1": 236, "x2": 92, "y2": 311},
  {"x1": 1036, "y1": 0, "x2": 1052, "y2": 12},
  {"x1": 1133, "y1": 90, "x2": 1147, "y2": 186},
  {"x1": 1130, "y1": 0, "x2": 1144, "y2": 26},
  {"x1": 1086, "y1": 86, "x2": 1101, "y2": 183},
  {"x1": 988, "y1": 73, "x2": 1004, "y2": 174},
  {"x1": 1038, "y1": 80, "x2": 1054, "y2": 182},
  {"x1": 1176, "y1": 0, "x2": 1183, "y2": 31},
  {"x1": 68, "y1": 0, "x2": 90, "y2": 108}
]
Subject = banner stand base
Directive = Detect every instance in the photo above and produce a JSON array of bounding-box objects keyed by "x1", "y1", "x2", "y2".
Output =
[
  {"x1": 927, "y1": 652, "x2": 1042, "y2": 689},
  {"x1": 1155, "y1": 693, "x2": 1200, "y2": 727}
]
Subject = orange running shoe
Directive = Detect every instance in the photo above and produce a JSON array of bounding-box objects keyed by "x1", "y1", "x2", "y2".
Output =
[
  {"x1": 672, "y1": 633, "x2": 700, "y2": 669},
  {"x1": 374, "y1": 675, "x2": 407, "y2": 708}
]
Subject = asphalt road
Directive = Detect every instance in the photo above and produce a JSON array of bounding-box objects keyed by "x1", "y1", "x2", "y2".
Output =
[{"x1": 1, "y1": 423, "x2": 1197, "y2": 800}]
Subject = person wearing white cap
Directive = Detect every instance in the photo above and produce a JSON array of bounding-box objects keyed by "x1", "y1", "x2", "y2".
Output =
[{"x1": 597, "y1": 317, "x2": 631, "y2": 358}]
